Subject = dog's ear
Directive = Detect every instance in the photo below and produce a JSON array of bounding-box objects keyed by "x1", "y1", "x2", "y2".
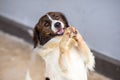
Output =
[
  {"x1": 33, "y1": 26, "x2": 39, "y2": 48},
  {"x1": 33, "y1": 25, "x2": 52, "y2": 48},
  {"x1": 60, "y1": 13, "x2": 69, "y2": 27}
]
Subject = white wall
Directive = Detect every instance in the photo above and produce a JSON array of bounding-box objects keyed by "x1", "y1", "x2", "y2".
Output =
[{"x1": 0, "y1": 0, "x2": 120, "y2": 60}]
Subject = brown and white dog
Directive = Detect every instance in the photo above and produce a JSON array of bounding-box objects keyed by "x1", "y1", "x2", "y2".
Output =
[{"x1": 33, "y1": 12, "x2": 95, "y2": 80}]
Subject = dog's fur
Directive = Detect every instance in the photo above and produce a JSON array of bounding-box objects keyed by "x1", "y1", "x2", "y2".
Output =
[{"x1": 33, "y1": 12, "x2": 95, "y2": 80}]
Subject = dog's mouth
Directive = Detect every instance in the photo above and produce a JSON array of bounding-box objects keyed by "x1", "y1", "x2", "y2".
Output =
[{"x1": 56, "y1": 28, "x2": 64, "y2": 35}]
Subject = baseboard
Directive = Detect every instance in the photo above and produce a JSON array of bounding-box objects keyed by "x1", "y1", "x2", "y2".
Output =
[{"x1": 0, "y1": 15, "x2": 33, "y2": 44}]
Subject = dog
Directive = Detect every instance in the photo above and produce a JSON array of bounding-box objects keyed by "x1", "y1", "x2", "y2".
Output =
[{"x1": 33, "y1": 12, "x2": 95, "y2": 80}]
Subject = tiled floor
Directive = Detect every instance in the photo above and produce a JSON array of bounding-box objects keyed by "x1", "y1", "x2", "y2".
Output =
[{"x1": 0, "y1": 31, "x2": 111, "y2": 80}]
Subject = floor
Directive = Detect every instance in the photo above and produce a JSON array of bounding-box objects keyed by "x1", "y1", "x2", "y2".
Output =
[{"x1": 0, "y1": 31, "x2": 111, "y2": 80}]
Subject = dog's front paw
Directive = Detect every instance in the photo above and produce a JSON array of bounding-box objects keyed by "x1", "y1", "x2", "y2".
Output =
[
  {"x1": 60, "y1": 27, "x2": 77, "y2": 44},
  {"x1": 64, "y1": 26, "x2": 78, "y2": 38},
  {"x1": 60, "y1": 27, "x2": 79, "y2": 50}
]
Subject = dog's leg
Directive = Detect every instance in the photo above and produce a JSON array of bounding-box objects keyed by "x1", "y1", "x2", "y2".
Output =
[
  {"x1": 59, "y1": 27, "x2": 80, "y2": 80},
  {"x1": 58, "y1": 28, "x2": 75, "y2": 78},
  {"x1": 59, "y1": 28, "x2": 71, "y2": 73},
  {"x1": 71, "y1": 27, "x2": 95, "y2": 71}
]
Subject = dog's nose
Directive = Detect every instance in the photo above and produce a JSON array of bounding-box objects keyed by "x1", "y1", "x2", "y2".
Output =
[{"x1": 54, "y1": 22, "x2": 61, "y2": 28}]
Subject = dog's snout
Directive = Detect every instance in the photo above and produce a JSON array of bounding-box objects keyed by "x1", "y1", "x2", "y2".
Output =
[{"x1": 54, "y1": 22, "x2": 61, "y2": 28}]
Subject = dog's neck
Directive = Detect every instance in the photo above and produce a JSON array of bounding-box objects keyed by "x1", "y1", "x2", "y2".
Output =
[
  {"x1": 39, "y1": 33, "x2": 63, "y2": 46},
  {"x1": 38, "y1": 35, "x2": 52, "y2": 46},
  {"x1": 37, "y1": 36, "x2": 62, "y2": 58},
  {"x1": 41, "y1": 36, "x2": 62, "y2": 48}
]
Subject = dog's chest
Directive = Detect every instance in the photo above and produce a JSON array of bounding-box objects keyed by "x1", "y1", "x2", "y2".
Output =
[
  {"x1": 42, "y1": 48, "x2": 87, "y2": 80},
  {"x1": 44, "y1": 49, "x2": 63, "y2": 80},
  {"x1": 38, "y1": 37, "x2": 87, "y2": 80},
  {"x1": 39, "y1": 37, "x2": 64, "y2": 80}
]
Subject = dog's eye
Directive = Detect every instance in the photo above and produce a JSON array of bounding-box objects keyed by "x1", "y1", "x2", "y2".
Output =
[
  {"x1": 55, "y1": 16, "x2": 60, "y2": 20},
  {"x1": 44, "y1": 21, "x2": 49, "y2": 27}
]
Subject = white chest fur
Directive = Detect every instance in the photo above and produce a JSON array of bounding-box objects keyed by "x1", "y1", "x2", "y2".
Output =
[
  {"x1": 41, "y1": 48, "x2": 87, "y2": 80},
  {"x1": 36, "y1": 37, "x2": 89, "y2": 80}
]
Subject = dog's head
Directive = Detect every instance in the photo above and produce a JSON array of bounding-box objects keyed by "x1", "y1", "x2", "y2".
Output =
[{"x1": 33, "y1": 12, "x2": 69, "y2": 48}]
